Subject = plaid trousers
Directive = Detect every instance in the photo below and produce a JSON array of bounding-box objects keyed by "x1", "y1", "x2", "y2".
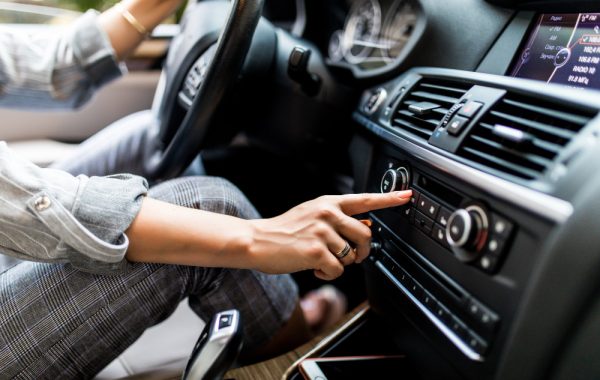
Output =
[{"x1": 0, "y1": 176, "x2": 298, "y2": 379}]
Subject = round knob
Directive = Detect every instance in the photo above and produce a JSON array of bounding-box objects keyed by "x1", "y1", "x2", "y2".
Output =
[
  {"x1": 380, "y1": 167, "x2": 410, "y2": 193},
  {"x1": 446, "y1": 205, "x2": 489, "y2": 262}
]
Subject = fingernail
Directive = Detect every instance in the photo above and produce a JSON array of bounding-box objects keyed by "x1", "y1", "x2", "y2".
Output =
[
  {"x1": 394, "y1": 190, "x2": 412, "y2": 198},
  {"x1": 359, "y1": 219, "x2": 373, "y2": 227}
]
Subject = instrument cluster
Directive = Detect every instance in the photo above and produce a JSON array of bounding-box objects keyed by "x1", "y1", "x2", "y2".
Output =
[{"x1": 328, "y1": 0, "x2": 418, "y2": 73}]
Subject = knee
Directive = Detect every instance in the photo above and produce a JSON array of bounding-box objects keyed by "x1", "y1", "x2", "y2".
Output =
[{"x1": 149, "y1": 176, "x2": 260, "y2": 219}]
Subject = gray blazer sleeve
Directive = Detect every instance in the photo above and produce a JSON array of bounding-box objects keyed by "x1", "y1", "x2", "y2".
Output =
[
  {"x1": 0, "y1": 142, "x2": 148, "y2": 274},
  {"x1": 0, "y1": 10, "x2": 125, "y2": 109}
]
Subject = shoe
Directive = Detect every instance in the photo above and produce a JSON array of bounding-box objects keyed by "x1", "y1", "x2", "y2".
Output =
[{"x1": 300, "y1": 285, "x2": 348, "y2": 335}]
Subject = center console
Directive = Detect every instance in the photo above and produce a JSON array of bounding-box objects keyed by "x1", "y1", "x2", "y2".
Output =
[{"x1": 348, "y1": 46, "x2": 600, "y2": 380}]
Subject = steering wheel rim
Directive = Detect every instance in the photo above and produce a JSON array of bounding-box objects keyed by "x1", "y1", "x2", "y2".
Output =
[{"x1": 145, "y1": 0, "x2": 265, "y2": 180}]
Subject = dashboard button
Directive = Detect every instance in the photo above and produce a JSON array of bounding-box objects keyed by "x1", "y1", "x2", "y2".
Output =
[
  {"x1": 458, "y1": 101, "x2": 483, "y2": 118},
  {"x1": 398, "y1": 270, "x2": 411, "y2": 286},
  {"x1": 484, "y1": 237, "x2": 505, "y2": 256},
  {"x1": 409, "y1": 281, "x2": 425, "y2": 300},
  {"x1": 479, "y1": 309, "x2": 500, "y2": 332},
  {"x1": 432, "y1": 225, "x2": 450, "y2": 249},
  {"x1": 447, "y1": 115, "x2": 470, "y2": 136},
  {"x1": 466, "y1": 332, "x2": 488, "y2": 356},
  {"x1": 490, "y1": 213, "x2": 513, "y2": 239},
  {"x1": 417, "y1": 195, "x2": 439, "y2": 219},
  {"x1": 446, "y1": 205, "x2": 490, "y2": 262},
  {"x1": 401, "y1": 207, "x2": 414, "y2": 221},
  {"x1": 450, "y1": 317, "x2": 469, "y2": 340},
  {"x1": 380, "y1": 169, "x2": 398, "y2": 193},
  {"x1": 380, "y1": 167, "x2": 410, "y2": 193},
  {"x1": 478, "y1": 254, "x2": 499, "y2": 273},
  {"x1": 414, "y1": 211, "x2": 434, "y2": 234},
  {"x1": 422, "y1": 292, "x2": 436, "y2": 311},
  {"x1": 434, "y1": 304, "x2": 453, "y2": 324},
  {"x1": 466, "y1": 299, "x2": 499, "y2": 332},
  {"x1": 410, "y1": 189, "x2": 420, "y2": 207},
  {"x1": 447, "y1": 211, "x2": 468, "y2": 243},
  {"x1": 437, "y1": 207, "x2": 452, "y2": 227},
  {"x1": 466, "y1": 299, "x2": 482, "y2": 318}
]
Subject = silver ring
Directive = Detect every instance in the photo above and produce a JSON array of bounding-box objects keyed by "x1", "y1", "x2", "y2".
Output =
[{"x1": 334, "y1": 242, "x2": 352, "y2": 260}]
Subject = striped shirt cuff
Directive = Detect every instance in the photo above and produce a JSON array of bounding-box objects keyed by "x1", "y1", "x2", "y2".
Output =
[{"x1": 69, "y1": 10, "x2": 126, "y2": 89}]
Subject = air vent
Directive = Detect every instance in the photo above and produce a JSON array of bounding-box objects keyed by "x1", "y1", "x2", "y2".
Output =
[
  {"x1": 391, "y1": 79, "x2": 471, "y2": 140},
  {"x1": 459, "y1": 94, "x2": 595, "y2": 181}
]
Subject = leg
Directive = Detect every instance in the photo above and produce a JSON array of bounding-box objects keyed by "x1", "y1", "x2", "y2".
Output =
[
  {"x1": 0, "y1": 177, "x2": 301, "y2": 378},
  {"x1": 49, "y1": 110, "x2": 205, "y2": 178},
  {"x1": 50, "y1": 110, "x2": 157, "y2": 177}
]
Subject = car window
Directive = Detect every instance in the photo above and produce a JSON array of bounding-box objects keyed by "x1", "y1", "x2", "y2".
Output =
[{"x1": 0, "y1": 1, "x2": 181, "y2": 25}]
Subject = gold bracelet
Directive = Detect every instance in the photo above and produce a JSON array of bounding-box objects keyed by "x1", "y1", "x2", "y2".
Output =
[{"x1": 115, "y1": 2, "x2": 149, "y2": 36}]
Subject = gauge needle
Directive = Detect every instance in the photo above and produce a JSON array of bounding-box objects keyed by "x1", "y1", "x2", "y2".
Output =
[{"x1": 351, "y1": 40, "x2": 390, "y2": 49}]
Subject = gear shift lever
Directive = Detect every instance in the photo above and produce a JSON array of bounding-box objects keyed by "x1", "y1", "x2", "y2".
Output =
[{"x1": 182, "y1": 309, "x2": 243, "y2": 380}]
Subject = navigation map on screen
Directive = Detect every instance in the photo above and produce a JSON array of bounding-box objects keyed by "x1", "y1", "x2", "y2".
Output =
[{"x1": 510, "y1": 13, "x2": 600, "y2": 90}]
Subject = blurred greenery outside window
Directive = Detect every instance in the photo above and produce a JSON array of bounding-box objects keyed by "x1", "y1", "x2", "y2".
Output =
[{"x1": 0, "y1": 0, "x2": 183, "y2": 25}]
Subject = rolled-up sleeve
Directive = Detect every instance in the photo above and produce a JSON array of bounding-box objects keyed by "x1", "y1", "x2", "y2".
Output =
[
  {"x1": 0, "y1": 142, "x2": 148, "y2": 274},
  {"x1": 0, "y1": 10, "x2": 125, "y2": 109}
]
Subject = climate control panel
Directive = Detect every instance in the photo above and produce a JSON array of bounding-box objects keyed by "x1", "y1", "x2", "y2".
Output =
[{"x1": 375, "y1": 156, "x2": 515, "y2": 275}]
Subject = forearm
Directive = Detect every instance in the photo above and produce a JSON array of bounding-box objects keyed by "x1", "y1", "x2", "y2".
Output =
[
  {"x1": 125, "y1": 197, "x2": 256, "y2": 269},
  {"x1": 99, "y1": 0, "x2": 182, "y2": 60},
  {"x1": 125, "y1": 191, "x2": 411, "y2": 280}
]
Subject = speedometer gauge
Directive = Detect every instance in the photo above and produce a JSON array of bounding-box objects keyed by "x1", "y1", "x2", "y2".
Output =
[
  {"x1": 382, "y1": 0, "x2": 417, "y2": 60},
  {"x1": 342, "y1": 0, "x2": 382, "y2": 64}
]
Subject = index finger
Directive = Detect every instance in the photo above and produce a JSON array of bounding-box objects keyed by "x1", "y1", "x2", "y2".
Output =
[{"x1": 338, "y1": 190, "x2": 412, "y2": 216}]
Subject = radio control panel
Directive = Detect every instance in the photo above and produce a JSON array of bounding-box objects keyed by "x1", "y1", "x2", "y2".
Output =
[{"x1": 374, "y1": 156, "x2": 515, "y2": 275}]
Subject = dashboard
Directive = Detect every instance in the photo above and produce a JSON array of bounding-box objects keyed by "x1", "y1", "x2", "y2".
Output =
[
  {"x1": 248, "y1": 0, "x2": 600, "y2": 379},
  {"x1": 268, "y1": 0, "x2": 600, "y2": 380}
]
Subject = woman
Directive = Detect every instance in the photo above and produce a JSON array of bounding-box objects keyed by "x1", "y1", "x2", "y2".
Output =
[{"x1": 0, "y1": 0, "x2": 411, "y2": 377}]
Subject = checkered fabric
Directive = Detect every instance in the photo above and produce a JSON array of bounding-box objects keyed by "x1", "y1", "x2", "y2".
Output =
[{"x1": 0, "y1": 177, "x2": 298, "y2": 379}]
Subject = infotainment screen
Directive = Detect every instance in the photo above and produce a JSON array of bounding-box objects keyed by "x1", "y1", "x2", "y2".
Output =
[{"x1": 510, "y1": 13, "x2": 600, "y2": 91}]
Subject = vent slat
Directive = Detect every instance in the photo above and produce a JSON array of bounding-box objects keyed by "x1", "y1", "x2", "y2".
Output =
[
  {"x1": 479, "y1": 122, "x2": 562, "y2": 156},
  {"x1": 411, "y1": 91, "x2": 460, "y2": 105},
  {"x1": 462, "y1": 147, "x2": 540, "y2": 180},
  {"x1": 469, "y1": 135, "x2": 552, "y2": 168},
  {"x1": 503, "y1": 98, "x2": 591, "y2": 127},
  {"x1": 490, "y1": 110, "x2": 576, "y2": 140},
  {"x1": 397, "y1": 110, "x2": 440, "y2": 128},
  {"x1": 392, "y1": 118, "x2": 434, "y2": 138},
  {"x1": 419, "y1": 83, "x2": 469, "y2": 95},
  {"x1": 459, "y1": 93, "x2": 593, "y2": 181}
]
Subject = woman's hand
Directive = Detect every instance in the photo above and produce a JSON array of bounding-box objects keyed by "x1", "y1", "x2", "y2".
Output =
[
  {"x1": 126, "y1": 189, "x2": 410, "y2": 281},
  {"x1": 247, "y1": 190, "x2": 412, "y2": 280}
]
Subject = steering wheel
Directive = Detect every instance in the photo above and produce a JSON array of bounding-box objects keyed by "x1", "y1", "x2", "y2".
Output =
[{"x1": 145, "y1": 0, "x2": 265, "y2": 179}]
